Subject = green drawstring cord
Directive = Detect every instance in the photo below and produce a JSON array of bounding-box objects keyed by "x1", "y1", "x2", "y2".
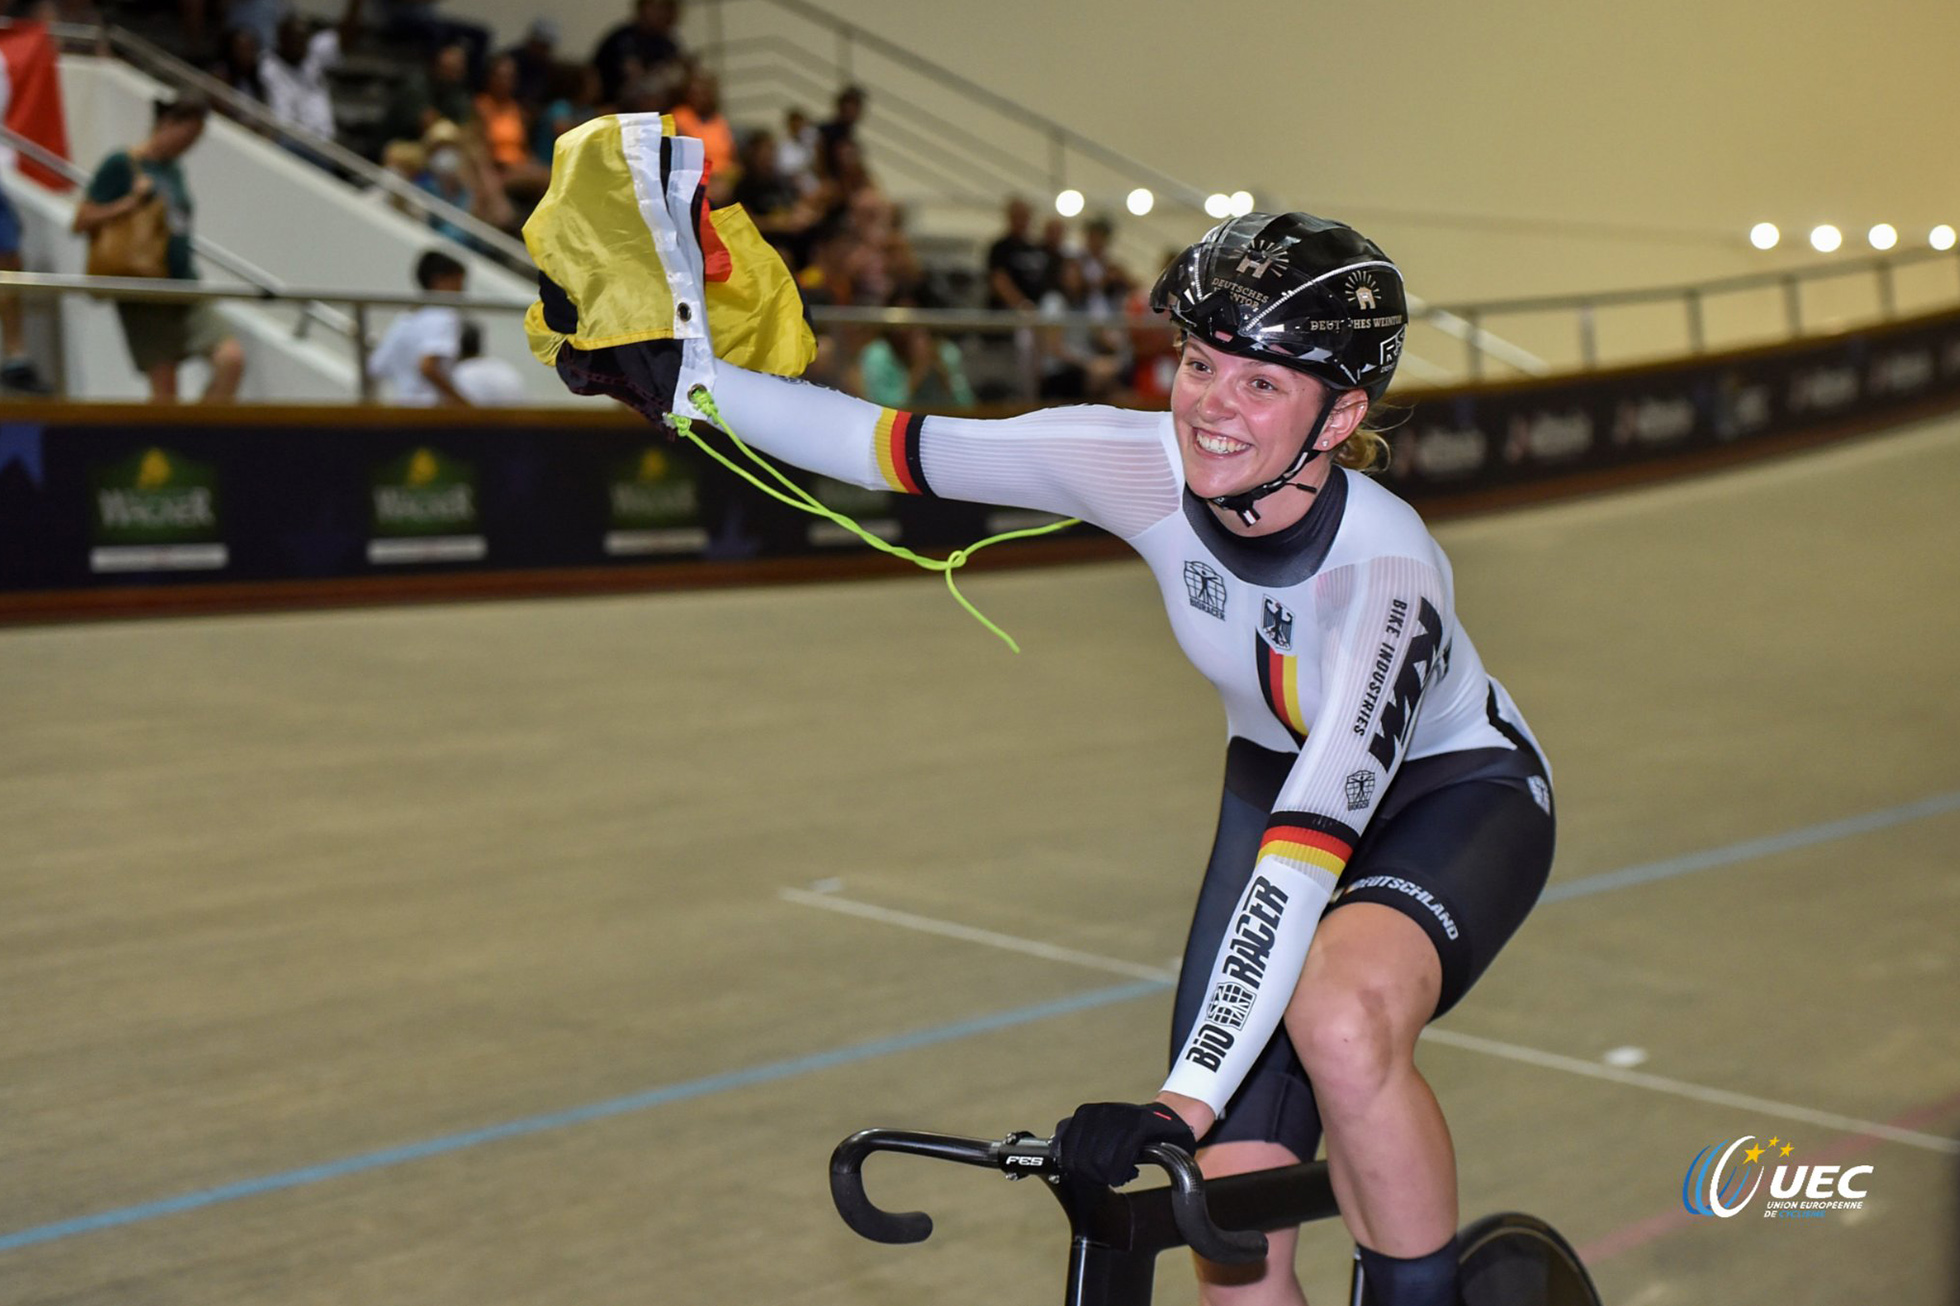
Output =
[{"x1": 665, "y1": 385, "x2": 1080, "y2": 653}]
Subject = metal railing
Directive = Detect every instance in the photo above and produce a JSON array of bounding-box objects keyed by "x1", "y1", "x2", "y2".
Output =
[
  {"x1": 0, "y1": 121, "x2": 361, "y2": 346},
  {"x1": 29, "y1": 18, "x2": 535, "y2": 273},
  {"x1": 0, "y1": 270, "x2": 533, "y2": 401},
  {"x1": 1445, "y1": 244, "x2": 1960, "y2": 378}
]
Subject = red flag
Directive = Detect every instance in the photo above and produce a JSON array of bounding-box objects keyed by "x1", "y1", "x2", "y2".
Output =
[{"x1": 0, "y1": 21, "x2": 72, "y2": 191}]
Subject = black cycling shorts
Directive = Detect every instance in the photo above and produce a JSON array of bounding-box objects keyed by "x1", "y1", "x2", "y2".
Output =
[{"x1": 1169, "y1": 734, "x2": 1555, "y2": 1162}]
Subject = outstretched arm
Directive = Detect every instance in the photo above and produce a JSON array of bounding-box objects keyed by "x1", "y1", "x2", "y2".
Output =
[{"x1": 702, "y1": 362, "x2": 1184, "y2": 540}]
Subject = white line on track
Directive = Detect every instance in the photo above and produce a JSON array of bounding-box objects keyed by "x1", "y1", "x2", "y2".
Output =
[
  {"x1": 779, "y1": 887, "x2": 1178, "y2": 983},
  {"x1": 779, "y1": 887, "x2": 1959, "y2": 1157}
]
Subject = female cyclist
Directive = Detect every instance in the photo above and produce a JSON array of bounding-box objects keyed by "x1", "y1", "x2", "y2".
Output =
[{"x1": 547, "y1": 204, "x2": 1554, "y2": 1306}]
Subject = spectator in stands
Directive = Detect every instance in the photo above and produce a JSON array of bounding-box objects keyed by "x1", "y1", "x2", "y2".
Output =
[
  {"x1": 1038, "y1": 255, "x2": 1125, "y2": 401},
  {"x1": 532, "y1": 63, "x2": 602, "y2": 165},
  {"x1": 0, "y1": 176, "x2": 52, "y2": 394},
  {"x1": 73, "y1": 95, "x2": 245, "y2": 403},
  {"x1": 475, "y1": 53, "x2": 550, "y2": 203},
  {"x1": 986, "y1": 196, "x2": 1052, "y2": 311},
  {"x1": 413, "y1": 119, "x2": 513, "y2": 242},
  {"x1": 182, "y1": 0, "x2": 282, "y2": 59},
  {"x1": 855, "y1": 297, "x2": 975, "y2": 411},
  {"x1": 367, "y1": 248, "x2": 468, "y2": 405},
  {"x1": 362, "y1": 138, "x2": 425, "y2": 217},
  {"x1": 502, "y1": 18, "x2": 557, "y2": 111},
  {"x1": 733, "y1": 130, "x2": 819, "y2": 266},
  {"x1": 1079, "y1": 213, "x2": 1133, "y2": 303},
  {"x1": 450, "y1": 320, "x2": 527, "y2": 404},
  {"x1": 259, "y1": 0, "x2": 361, "y2": 149},
  {"x1": 616, "y1": 61, "x2": 687, "y2": 116},
  {"x1": 380, "y1": 40, "x2": 473, "y2": 146},
  {"x1": 671, "y1": 70, "x2": 736, "y2": 202},
  {"x1": 592, "y1": 0, "x2": 683, "y2": 106},
  {"x1": 207, "y1": 26, "x2": 266, "y2": 107},
  {"x1": 817, "y1": 84, "x2": 865, "y2": 170},
  {"x1": 776, "y1": 106, "x2": 818, "y2": 194}
]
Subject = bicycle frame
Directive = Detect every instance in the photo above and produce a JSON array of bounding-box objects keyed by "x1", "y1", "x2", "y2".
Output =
[{"x1": 1054, "y1": 1159, "x2": 1339, "y2": 1306}]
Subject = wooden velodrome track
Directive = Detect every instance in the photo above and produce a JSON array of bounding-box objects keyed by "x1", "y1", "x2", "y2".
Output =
[{"x1": 3, "y1": 414, "x2": 1957, "y2": 1305}]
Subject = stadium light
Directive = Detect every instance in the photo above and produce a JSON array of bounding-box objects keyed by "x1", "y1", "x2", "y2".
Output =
[
  {"x1": 1748, "y1": 222, "x2": 1780, "y2": 250},
  {"x1": 1931, "y1": 224, "x2": 1957, "y2": 252},
  {"x1": 1809, "y1": 224, "x2": 1842, "y2": 253},
  {"x1": 1868, "y1": 223, "x2": 1898, "y2": 251},
  {"x1": 1228, "y1": 190, "x2": 1255, "y2": 217},
  {"x1": 1055, "y1": 188, "x2": 1085, "y2": 218},
  {"x1": 1126, "y1": 187, "x2": 1154, "y2": 217},
  {"x1": 1204, "y1": 192, "x2": 1232, "y2": 219}
]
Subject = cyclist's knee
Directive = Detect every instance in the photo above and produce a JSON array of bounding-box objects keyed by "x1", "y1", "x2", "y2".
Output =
[{"x1": 1288, "y1": 982, "x2": 1413, "y2": 1112}]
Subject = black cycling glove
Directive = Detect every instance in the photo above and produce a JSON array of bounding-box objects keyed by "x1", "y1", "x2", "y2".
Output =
[{"x1": 1051, "y1": 1101, "x2": 1198, "y2": 1188}]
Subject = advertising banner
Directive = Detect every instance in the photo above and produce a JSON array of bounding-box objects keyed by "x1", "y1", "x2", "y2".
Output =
[{"x1": 4, "y1": 305, "x2": 1959, "y2": 595}]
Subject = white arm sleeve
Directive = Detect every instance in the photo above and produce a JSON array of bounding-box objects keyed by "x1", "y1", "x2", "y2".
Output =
[
  {"x1": 1162, "y1": 555, "x2": 1451, "y2": 1114},
  {"x1": 706, "y1": 364, "x2": 1182, "y2": 539}
]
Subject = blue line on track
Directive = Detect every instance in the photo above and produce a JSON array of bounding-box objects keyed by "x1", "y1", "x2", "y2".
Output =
[
  {"x1": 1541, "y1": 789, "x2": 1960, "y2": 904},
  {"x1": 0, "y1": 979, "x2": 1169, "y2": 1254},
  {"x1": 6, "y1": 788, "x2": 1957, "y2": 1254}
]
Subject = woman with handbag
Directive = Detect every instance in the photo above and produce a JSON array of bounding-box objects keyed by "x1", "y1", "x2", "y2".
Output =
[{"x1": 72, "y1": 94, "x2": 245, "y2": 402}]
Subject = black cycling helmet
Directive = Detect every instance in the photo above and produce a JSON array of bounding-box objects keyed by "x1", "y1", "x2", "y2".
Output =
[
  {"x1": 1149, "y1": 211, "x2": 1407, "y2": 401},
  {"x1": 1150, "y1": 212, "x2": 1408, "y2": 525}
]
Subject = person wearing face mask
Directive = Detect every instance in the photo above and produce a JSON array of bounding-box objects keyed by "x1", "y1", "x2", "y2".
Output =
[{"x1": 539, "y1": 191, "x2": 1555, "y2": 1306}]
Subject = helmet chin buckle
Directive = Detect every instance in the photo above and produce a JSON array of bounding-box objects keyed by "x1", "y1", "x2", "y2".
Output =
[{"x1": 1203, "y1": 398, "x2": 1335, "y2": 527}]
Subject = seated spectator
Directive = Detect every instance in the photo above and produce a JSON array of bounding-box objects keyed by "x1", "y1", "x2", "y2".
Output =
[
  {"x1": 775, "y1": 107, "x2": 819, "y2": 194},
  {"x1": 208, "y1": 27, "x2": 265, "y2": 107},
  {"x1": 475, "y1": 53, "x2": 550, "y2": 202},
  {"x1": 855, "y1": 306, "x2": 975, "y2": 411},
  {"x1": 367, "y1": 249, "x2": 469, "y2": 405},
  {"x1": 817, "y1": 84, "x2": 864, "y2": 170},
  {"x1": 0, "y1": 176, "x2": 51, "y2": 393},
  {"x1": 72, "y1": 95, "x2": 245, "y2": 403},
  {"x1": 592, "y1": 0, "x2": 683, "y2": 106},
  {"x1": 985, "y1": 196, "x2": 1052, "y2": 311},
  {"x1": 732, "y1": 130, "x2": 819, "y2": 266},
  {"x1": 362, "y1": 138, "x2": 426, "y2": 217},
  {"x1": 414, "y1": 119, "x2": 512, "y2": 242},
  {"x1": 671, "y1": 70, "x2": 736, "y2": 203},
  {"x1": 451, "y1": 320, "x2": 528, "y2": 404},
  {"x1": 797, "y1": 219, "x2": 869, "y2": 309},
  {"x1": 1038, "y1": 256, "x2": 1126, "y2": 401},
  {"x1": 380, "y1": 40, "x2": 473, "y2": 146},
  {"x1": 615, "y1": 61, "x2": 687, "y2": 116},
  {"x1": 260, "y1": 0, "x2": 361, "y2": 147},
  {"x1": 502, "y1": 18, "x2": 557, "y2": 110},
  {"x1": 1079, "y1": 214, "x2": 1133, "y2": 304},
  {"x1": 532, "y1": 63, "x2": 602, "y2": 165}
]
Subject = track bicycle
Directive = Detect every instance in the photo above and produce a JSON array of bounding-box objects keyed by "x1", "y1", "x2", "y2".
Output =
[{"x1": 831, "y1": 1126, "x2": 1602, "y2": 1306}]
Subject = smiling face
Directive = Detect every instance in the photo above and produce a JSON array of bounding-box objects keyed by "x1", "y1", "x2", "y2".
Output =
[{"x1": 1170, "y1": 336, "x2": 1329, "y2": 493}]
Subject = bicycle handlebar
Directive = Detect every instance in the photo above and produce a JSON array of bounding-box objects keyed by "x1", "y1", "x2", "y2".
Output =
[{"x1": 828, "y1": 1128, "x2": 1268, "y2": 1265}]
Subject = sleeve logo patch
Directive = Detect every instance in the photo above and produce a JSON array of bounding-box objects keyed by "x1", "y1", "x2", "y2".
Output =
[{"x1": 1344, "y1": 769, "x2": 1376, "y2": 811}]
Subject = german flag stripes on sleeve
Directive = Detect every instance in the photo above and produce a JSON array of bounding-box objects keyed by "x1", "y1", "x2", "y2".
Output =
[
  {"x1": 872, "y1": 407, "x2": 931, "y2": 495},
  {"x1": 1256, "y1": 810, "x2": 1358, "y2": 889}
]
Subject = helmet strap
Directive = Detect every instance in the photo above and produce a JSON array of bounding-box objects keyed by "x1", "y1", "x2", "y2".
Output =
[{"x1": 1204, "y1": 395, "x2": 1336, "y2": 528}]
